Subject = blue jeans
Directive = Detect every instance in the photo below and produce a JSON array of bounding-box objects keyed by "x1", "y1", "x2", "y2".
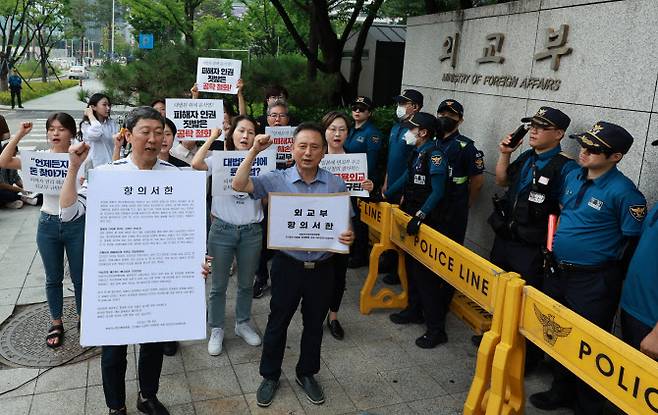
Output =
[
  {"x1": 207, "y1": 217, "x2": 262, "y2": 329},
  {"x1": 36, "y1": 212, "x2": 85, "y2": 320}
]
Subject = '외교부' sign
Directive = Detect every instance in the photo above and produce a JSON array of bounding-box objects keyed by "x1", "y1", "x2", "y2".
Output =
[
  {"x1": 196, "y1": 58, "x2": 241, "y2": 94},
  {"x1": 211, "y1": 149, "x2": 276, "y2": 196},
  {"x1": 319, "y1": 153, "x2": 369, "y2": 197},
  {"x1": 19, "y1": 151, "x2": 70, "y2": 195},
  {"x1": 265, "y1": 126, "x2": 296, "y2": 163},
  {"x1": 166, "y1": 98, "x2": 224, "y2": 141},
  {"x1": 267, "y1": 192, "x2": 351, "y2": 254}
]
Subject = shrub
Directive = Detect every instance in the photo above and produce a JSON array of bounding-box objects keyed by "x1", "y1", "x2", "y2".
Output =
[{"x1": 0, "y1": 80, "x2": 78, "y2": 105}]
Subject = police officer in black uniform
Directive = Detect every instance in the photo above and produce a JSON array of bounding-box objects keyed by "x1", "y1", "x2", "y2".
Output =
[
  {"x1": 485, "y1": 107, "x2": 579, "y2": 360},
  {"x1": 384, "y1": 112, "x2": 450, "y2": 348}
]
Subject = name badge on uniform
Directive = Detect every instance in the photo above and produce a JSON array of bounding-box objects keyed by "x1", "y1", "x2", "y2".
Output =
[
  {"x1": 588, "y1": 197, "x2": 603, "y2": 210},
  {"x1": 414, "y1": 174, "x2": 426, "y2": 185},
  {"x1": 528, "y1": 191, "x2": 545, "y2": 204},
  {"x1": 538, "y1": 176, "x2": 550, "y2": 185},
  {"x1": 356, "y1": 136, "x2": 365, "y2": 143}
]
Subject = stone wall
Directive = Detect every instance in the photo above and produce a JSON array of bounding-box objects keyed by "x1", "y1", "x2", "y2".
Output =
[{"x1": 402, "y1": 0, "x2": 658, "y2": 256}]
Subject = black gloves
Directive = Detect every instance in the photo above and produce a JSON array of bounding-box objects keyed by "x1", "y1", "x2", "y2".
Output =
[{"x1": 406, "y1": 215, "x2": 423, "y2": 235}]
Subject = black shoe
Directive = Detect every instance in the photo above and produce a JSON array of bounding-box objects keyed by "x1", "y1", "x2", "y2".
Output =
[
  {"x1": 256, "y1": 378, "x2": 279, "y2": 407},
  {"x1": 296, "y1": 375, "x2": 325, "y2": 405},
  {"x1": 327, "y1": 317, "x2": 344, "y2": 340},
  {"x1": 389, "y1": 310, "x2": 424, "y2": 325},
  {"x1": 162, "y1": 341, "x2": 178, "y2": 356},
  {"x1": 18, "y1": 105, "x2": 24, "y2": 108},
  {"x1": 382, "y1": 273, "x2": 400, "y2": 285},
  {"x1": 529, "y1": 389, "x2": 574, "y2": 410},
  {"x1": 109, "y1": 409, "x2": 127, "y2": 415},
  {"x1": 253, "y1": 279, "x2": 268, "y2": 299},
  {"x1": 136, "y1": 394, "x2": 169, "y2": 415},
  {"x1": 415, "y1": 331, "x2": 448, "y2": 349},
  {"x1": 347, "y1": 255, "x2": 368, "y2": 268},
  {"x1": 471, "y1": 335, "x2": 483, "y2": 347}
]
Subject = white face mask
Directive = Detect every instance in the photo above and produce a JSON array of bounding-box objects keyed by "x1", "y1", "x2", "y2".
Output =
[
  {"x1": 396, "y1": 105, "x2": 407, "y2": 120},
  {"x1": 403, "y1": 130, "x2": 418, "y2": 146}
]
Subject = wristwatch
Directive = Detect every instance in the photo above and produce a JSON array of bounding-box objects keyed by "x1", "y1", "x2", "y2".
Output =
[{"x1": 415, "y1": 210, "x2": 426, "y2": 220}]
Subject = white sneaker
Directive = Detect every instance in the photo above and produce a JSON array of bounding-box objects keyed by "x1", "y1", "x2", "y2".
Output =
[
  {"x1": 208, "y1": 327, "x2": 224, "y2": 356},
  {"x1": 5, "y1": 200, "x2": 23, "y2": 209},
  {"x1": 21, "y1": 195, "x2": 38, "y2": 206},
  {"x1": 235, "y1": 322, "x2": 261, "y2": 346}
]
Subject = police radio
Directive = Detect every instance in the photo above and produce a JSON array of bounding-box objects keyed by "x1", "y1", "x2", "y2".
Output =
[{"x1": 505, "y1": 123, "x2": 530, "y2": 148}]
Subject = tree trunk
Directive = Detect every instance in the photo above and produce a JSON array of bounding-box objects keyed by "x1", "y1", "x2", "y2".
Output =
[
  {"x1": 425, "y1": 0, "x2": 438, "y2": 14},
  {"x1": 307, "y1": 7, "x2": 318, "y2": 80},
  {"x1": 348, "y1": 0, "x2": 385, "y2": 102}
]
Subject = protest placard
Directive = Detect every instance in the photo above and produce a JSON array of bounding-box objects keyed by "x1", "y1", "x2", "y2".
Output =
[
  {"x1": 319, "y1": 153, "x2": 369, "y2": 197},
  {"x1": 211, "y1": 149, "x2": 276, "y2": 196},
  {"x1": 166, "y1": 98, "x2": 223, "y2": 141},
  {"x1": 196, "y1": 57, "x2": 241, "y2": 94},
  {"x1": 19, "y1": 151, "x2": 70, "y2": 195},
  {"x1": 80, "y1": 170, "x2": 207, "y2": 346},
  {"x1": 265, "y1": 126, "x2": 296, "y2": 163},
  {"x1": 267, "y1": 192, "x2": 350, "y2": 254}
]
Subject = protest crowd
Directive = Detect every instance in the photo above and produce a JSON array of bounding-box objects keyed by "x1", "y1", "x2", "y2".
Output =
[{"x1": 0, "y1": 56, "x2": 657, "y2": 415}]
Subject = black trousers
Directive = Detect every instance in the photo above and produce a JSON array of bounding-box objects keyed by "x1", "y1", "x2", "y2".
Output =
[
  {"x1": 101, "y1": 342, "x2": 164, "y2": 410},
  {"x1": 330, "y1": 254, "x2": 348, "y2": 313},
  {"x1": 259, "y1": 253, "x2": 334, "y2": 381},
  {"x1": 255, "y1": 216, "x2": 274, "y2": 284},
  {"x1": 621, "y1": 309, "x2": 653, "y2": 351},
  {"x1": 406, "y1": 253, "x2": 451, "y2": 333},
  {"x1": 543, "y1": 264, "x2": 624, "y2": 415},
  {"x1": 0, "y1": 189, "x2": 20, "y2": 204},
  {"x1": 10, "y1": 88, "x2": 21, "y2": 107}
]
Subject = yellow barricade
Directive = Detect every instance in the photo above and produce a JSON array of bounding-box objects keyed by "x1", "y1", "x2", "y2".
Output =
[
  {"x1": 388, "y1": 208, "x2": 504, "y2": 313},
  {"x1": 519, "y1": 286, "x2": 658, "y2": 415},
  {"x1": 358, "y1": 201, "x2": 409, "y2": 314},
  {"x1": 450, "y1": 292, "x2": 492, "y2": 335}
]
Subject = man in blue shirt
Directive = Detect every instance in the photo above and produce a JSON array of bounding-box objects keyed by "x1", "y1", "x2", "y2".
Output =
[
  {"x1": 8, "y1": 68, "x2": 23, "y2": 109},
  {"x1": 530, "y1": 122, "x2": 647, "y2": 415},
  {"x1": 232, "y1": 123, "x2": 354, "y2": 408},
  {"x1": 344, "y1": 96, "x2": 383, "y2": 268},
  {"x1": 380, "y1": 89, "x2": 424, "y2": 285},
  {"x1": 384, "y1": 112, "x2": 450, "y2": 347}
]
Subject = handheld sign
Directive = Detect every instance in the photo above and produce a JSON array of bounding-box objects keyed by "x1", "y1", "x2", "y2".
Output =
[
  {"x1": 166, "y1": 98, "x2": 223, "y2": 141},
  {"x1": 268, "y1": 192, "x2": 351, "y2": 254},
  {"x1": 80, "y1": 170, "x2": 207, "y2": 346},
  {"x1": 211, "y1": 149, "x2": 276, "y2": 196},
  {"x1": 265, "y1": 126, "x2": 296, "y2": 163},
  {"x1": 319, "y1": 153, "x2": 369, "y2": 197},
  {"x1": 19, "y1": 151, "x2": 70, "y2": 195},
  {"x1": 196, "y1": 58, "x2": 241, "y2": 94}
]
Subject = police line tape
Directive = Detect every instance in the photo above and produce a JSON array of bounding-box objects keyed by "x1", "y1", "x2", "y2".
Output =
[{"x1": 358, "y1": 201, "x2": 658, "y2": 415}]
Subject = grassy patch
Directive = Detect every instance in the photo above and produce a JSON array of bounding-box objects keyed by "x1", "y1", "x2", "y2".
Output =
[
  {"x1": 15, "y1": 60, "x2": 59, "y2": 79},
  {"x1": 0, "y1": 80, "x2": 79, "y2": 105}
]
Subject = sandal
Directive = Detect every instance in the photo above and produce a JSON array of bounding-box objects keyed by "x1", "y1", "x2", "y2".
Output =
[{"x1": 46, "y1": 324, "x2": 64, "y2": 348}]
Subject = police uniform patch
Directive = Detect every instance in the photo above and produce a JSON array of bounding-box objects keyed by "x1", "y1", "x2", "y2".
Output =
[
  {"x1": 431, "y1": 155, "x2": 443, "y2": 166},
  {"x1": 588, "y1": 197, "x2": 603, "y2": 211},
  {"x1": 370, "y1": 135, "x2": 380, "y2": 143},
  {"x1": 356, "y1": 136, "x2": 365, "y2": 143},
  {"x1": 629, "y1": 204, "x2": 647, "y2": 221},
  {"x1": 474, "y1": 158, "x2": 484, "y2": 170}
]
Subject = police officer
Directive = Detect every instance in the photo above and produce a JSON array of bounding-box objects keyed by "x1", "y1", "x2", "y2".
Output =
[
  {"x1": 345, "y1": 96, "x2": 382, "y2": 268},
  {"x1": 489, "y1": 107, "x2": 578, "y2": 289},
  {"x1": 435, "y1": 99, "x2": 485, "y2": 244},
  {"x1": 530, "y1": 122, "x2": 647, "y2": 414},
  {"x1": 380, "y1": 89, "x2": 424, "y2": 285},
  {"x1": 620, "y1": 141, "x2": 658, "y2": 359},
  {"x1": 384, "y1": 112, "x2": 450, "y2": 348}
]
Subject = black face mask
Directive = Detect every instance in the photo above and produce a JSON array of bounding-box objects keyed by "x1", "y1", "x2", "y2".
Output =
[{"x1": 437, "y1": 116, "x2": 458, "y2": 133}]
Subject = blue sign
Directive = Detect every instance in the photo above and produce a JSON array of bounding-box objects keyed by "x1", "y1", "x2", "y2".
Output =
[{"x1": 138, "y1": 33, "x2": 154, "y2": 49}]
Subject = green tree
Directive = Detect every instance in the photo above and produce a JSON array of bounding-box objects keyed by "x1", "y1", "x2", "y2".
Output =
[
  {"x1": 120, "y1": 0, "x2": 204, "y2": 47},
  {"x1": 0, "y1": 0, "x2": 39, "y2": 90}
]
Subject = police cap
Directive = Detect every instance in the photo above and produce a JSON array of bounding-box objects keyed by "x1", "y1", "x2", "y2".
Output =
[
  {"x1": 404, "y1": 112, "x2": 438, "y2": 137},
  {"x1": 351, "y1": 96, "x2": 373, "y2": 110},
  {"x1": 521, "y1": 106, "x2": 571, "y2": 131},
  {"x1": 437, "y1": 99, "x2": 464, "y2": 117},
  {"x1": 394, "y1": 89, "x2": 424, "y2": 108},
  {"x1": 570, "y1": 121, "x2": 634, "y2": 154}
]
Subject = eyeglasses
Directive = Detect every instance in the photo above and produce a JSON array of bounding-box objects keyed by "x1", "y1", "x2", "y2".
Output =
[
  {"x1": 328, "y1": 127, "x2": 348, "y2": 134},
  {"x1": 529, "y1": 123, "x2": 558, "y2": 131},
  {"x1": 268, "y1": 113, "x2": 289, "y2": 119},
  {"x1": 351, "y1": 106, "x2": 368, "y2": 113}
]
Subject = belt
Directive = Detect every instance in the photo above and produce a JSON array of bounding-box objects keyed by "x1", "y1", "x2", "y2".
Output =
[
  {"x1": 280, "y1": 253, "x2": 333, "y2": 270},
  {"x1": 557, "y1": 261, "x2": 618, "y2": 273}
]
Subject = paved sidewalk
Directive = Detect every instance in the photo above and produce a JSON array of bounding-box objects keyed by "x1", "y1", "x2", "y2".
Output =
[{"x1": 0, "y1": 206, "x2": 555, "y2": 415}]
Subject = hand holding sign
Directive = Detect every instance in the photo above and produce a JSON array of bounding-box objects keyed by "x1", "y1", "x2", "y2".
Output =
[{"x1": 338, "y1": 230, "x2": 355, "y2": 246}]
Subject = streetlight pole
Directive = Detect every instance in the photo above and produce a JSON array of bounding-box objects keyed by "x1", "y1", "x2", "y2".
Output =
[{"x1": 111, "y1": 0, "x2": 115, "y2": 60}]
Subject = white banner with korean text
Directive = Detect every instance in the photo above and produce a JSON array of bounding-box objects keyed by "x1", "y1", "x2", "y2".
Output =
[
  {"x1": 319, "y1": 153, "x2": 369, "y2": 197},
  {"x1": 211, "y1": 149, "x2": 276, "y2": 196},
  {"x1": 196, "y1": 57, "x2": 241, "y2": 94},
  {"x1": 267, "y1": 192, "x2": 350, "y2": 254},
  {"x1": 166, "y1": 98, "x2": 224, "y2": 141}
]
